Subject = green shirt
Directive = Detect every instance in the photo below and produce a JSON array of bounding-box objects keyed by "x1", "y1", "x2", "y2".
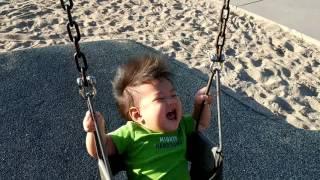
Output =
[{"x1": 109, "y1": 115, "x2": 195, "y2": 180}]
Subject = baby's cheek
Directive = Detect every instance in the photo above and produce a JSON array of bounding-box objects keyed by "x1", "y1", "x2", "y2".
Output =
[{"x1": 150, "y1": 105, "x2": 165, "y2": 119}]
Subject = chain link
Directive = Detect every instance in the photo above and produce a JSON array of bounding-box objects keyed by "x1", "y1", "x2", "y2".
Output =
[
  {"x1": 67, "y1": 21, "x2": 81, "y2": 42},
  {"x1": 213, "y1": 0, "x2": 230, "y2": 64},
  {"x1": 60, "y1": 0, "x2": 73, "y2": 10}
]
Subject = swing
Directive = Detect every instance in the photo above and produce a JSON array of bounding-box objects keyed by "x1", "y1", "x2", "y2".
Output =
[{"x1": 60, "y1": 0, "x2": 230, "y2": 179}]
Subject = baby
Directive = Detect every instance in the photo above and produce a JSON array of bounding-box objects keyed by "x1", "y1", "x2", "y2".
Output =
[{"x1": 83, "y1": 54, "x2": 212, "y2": 179}]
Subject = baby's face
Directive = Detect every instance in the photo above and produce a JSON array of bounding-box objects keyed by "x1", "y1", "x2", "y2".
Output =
[{"x1": 133, "y1": 78, "x2": 183, "y2": 133}]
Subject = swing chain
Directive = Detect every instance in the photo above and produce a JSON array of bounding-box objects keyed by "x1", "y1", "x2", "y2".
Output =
[
  {"x1": 211, "y1": 0, "x2": 230, "y2": 68},
  {"x1": 60, "y1": 0, "x2": 96, "y2": 99}
]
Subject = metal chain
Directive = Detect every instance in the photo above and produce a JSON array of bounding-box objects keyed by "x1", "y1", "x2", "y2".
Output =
[
  {"x1": 197, "y1": 0, "x2": 231, "y2": 125},
  {"x1": 60, "y1": 1, "x2": 112, "y2": 179},
  {"x1": 212, "y1": 0, "x2": 230, "y2": 65},
  {"x1": 210, "y1": 0, "x2": 231, "y2": 154},
  {"x1": 196, "y1": 0, "x2": 231, "y2": 156},
  {"x1": 60, "y1": 0, "x2": 95, "y2": 98},
  {"x1": 60, "y1": 0, "x2": 86, "y2": 76}
]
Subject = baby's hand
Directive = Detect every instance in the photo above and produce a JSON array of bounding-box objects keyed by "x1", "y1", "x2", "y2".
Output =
[
  {"x1": 83, "y1": 111, "x2": 105, "y2": 133},
  {"x1": 194, "y1": 87, "x2": 213, "y2": 105}
]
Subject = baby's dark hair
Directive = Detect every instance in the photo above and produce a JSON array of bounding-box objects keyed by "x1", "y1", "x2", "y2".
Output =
[{"x1": 112, "y1": 54, "x2": 173, "y2": 121}]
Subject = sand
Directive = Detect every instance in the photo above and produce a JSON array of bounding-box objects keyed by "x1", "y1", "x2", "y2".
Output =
[{"x1": 0, "y1": 0, "x2": 319, "y2": 130}]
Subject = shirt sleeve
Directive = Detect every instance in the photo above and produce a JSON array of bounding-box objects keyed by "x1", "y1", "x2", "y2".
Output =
[
  {"x1": 181, "y1": 114, "x2": 196, "y2": 135},
  {"x1": 108, "y1": 122, "x2": 133, "y2": 154}
]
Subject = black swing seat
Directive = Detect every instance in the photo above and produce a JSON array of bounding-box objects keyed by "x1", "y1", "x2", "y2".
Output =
[
  {"x1": 107, "y1": 132, "x2": 223, "y2": 180},
  {"x1": 187, "y1": 131, "x2": 223, "y2": 180}
]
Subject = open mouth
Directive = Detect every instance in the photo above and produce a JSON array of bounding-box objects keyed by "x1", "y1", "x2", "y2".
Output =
[{"x1": 166, "y1": 109, "x2": 177, "y2": 121}]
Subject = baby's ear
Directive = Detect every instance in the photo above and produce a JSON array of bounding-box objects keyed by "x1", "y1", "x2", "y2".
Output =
[{"x1": 128, "y1": 107, "x2": 142, "y2": 122}]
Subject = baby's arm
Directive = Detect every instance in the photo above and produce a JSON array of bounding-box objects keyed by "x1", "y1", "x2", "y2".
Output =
[
  {"x1": 192, "y1": 87, "x2": 213, "y2": 131},
  {"x1": 83, "y1": 111, "x2": 117, "y2": 158}
]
